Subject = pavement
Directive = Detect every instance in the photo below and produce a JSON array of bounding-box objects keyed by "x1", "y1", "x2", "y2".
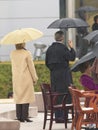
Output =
[
  {"x1": 20, "y1": 112, "x2": 72, "y2": 130},
  {"x1": 0, "y1": 99, "x2": 72, "y2": 130}
]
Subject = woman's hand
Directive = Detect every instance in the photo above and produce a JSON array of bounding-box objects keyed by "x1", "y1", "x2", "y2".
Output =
[{"x1": 33, "y1": 81, "x2": 37, "y2": 85}]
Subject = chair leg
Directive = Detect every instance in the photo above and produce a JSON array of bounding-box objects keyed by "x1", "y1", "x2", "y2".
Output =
[
  {"x1": 70, "y1": 107, "x2": 74, "y2": 130},
  {"x1": 64, "y1": 109, "x2": 67, "y2": 128},
  {"x1": 76, "y1": 115, "x2": 83, "y2": 130},
  {"x1": 43, "y1": 111, "x2": 47, "y2": 129},
  {"x1": 71, "y1": 117, "x2": 75, "y2": 130},
  {"x1": 96, "y1": 113, "x2": 98, "y2": 128},
  {"x1": 72, "y1": 107, "x2": 74, "y2": 119},
  {"x1": 49, "y1": 112, "x2": 53, "y2": 130}
]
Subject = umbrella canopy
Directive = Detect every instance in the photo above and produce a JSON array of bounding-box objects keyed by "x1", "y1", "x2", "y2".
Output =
[
  {"x1": 47, "y1": 18, "x2": 89, "y2": 29},
  {"x1": 75, "y1": 6, "x2": 98, "y2": 13},
  {"x1": 83, "y1": 30, "x2": 98, "y2": 44},
  {"x1": 93, "y1": 42, "x2": 98, "y2": 58},
  {"x1": 0, "y1": 28, "x2": 43, "y2": 44},
  {"x1": 71, "y1": 51, "x2": 95, "y2": 72}
]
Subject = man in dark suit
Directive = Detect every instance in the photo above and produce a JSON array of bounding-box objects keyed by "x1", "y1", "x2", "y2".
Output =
[
  {"x1": 45, "y1": 31, "x2": 76, "y2": 122},
  {"x1": 77, "y1": 28, "x2": 89, "y2": 59},
  {"x1": 92, "y1": 15, "x2": 98, "y2": 31}
]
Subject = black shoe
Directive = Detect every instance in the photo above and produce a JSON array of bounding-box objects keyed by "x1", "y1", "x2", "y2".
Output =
[
  {"x1": 55, "y1": 118, "x2": 65, "y2": 123},
  {"x1": 25, "y1": 119, "x2": 33, "y2": 122},
  {"x1": 55, "y1": 120, "x2": 64, "y2": 123},
  {"x1": 19, "y1": 119, "x2": 25, "y2": 122}
]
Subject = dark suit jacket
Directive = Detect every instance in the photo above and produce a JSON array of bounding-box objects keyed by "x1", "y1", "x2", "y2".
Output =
[
  {"x1": 92, "y1": 23, "x2": 98, "y2": 31},
  {"x1": 45, "y1": 42, "x2": 76, "y2": 103},
  {"x1": 78, "y1": 36, "x2": 89, "y2": 59}
]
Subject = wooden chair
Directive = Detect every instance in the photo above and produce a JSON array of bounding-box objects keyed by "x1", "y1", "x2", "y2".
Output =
[
  {"x1": 69, "y1": 87, "x2": 98, "y2": 130},
  {"x1": 40, "y1": 83, "x2": 74, "y2": 130},
  {"x1": 83, "y1": 87, "x2": 98, "y2": 109}
]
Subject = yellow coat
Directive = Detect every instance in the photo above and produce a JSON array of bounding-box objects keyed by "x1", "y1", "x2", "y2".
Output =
[{"x1": 10, "y1": 49, "x2": 38, "y2": 104}]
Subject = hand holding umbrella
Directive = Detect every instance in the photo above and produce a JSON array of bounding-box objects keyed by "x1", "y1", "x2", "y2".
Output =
[{"x1": 68, "y1": 40, "x2": 73, "y2": 48}]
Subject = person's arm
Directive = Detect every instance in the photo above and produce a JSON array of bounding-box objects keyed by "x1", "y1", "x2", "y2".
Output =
[
  {"x1": 26, "y1": 51, "x2": 38, "y2": 84},
  {"x1": 80, "y1": 75, "x2": 98, "y2": 90},
  {"x1": 92, "y1": 24, "x2": 95, "y2": 31},
  {"x1": 45, "y1": 49, "x2": 49, "y2": 67},
  {"x1": 78, "y1": 39, "x2": 88, "y2": 58},
  {"x1": 64, "y1": 40, "x2": 76, "y2": 61}
]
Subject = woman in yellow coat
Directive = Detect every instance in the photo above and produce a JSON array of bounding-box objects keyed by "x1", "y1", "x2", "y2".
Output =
[{"x1": 10, "y1": 43, "x2": 38, "y2": 122}]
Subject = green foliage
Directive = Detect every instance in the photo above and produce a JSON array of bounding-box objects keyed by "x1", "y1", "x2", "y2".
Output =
[
  {"x1": 0, "y1": 63, "x2": 50, "y2": 98},
  {"x1": 0, "y1": 62, "x2": 82, "y2": 98},
  {"x1": 0, "y1": 63, "x2": 12, "y2": 98},
  {"x1": 70, "y1": 63, "x2": 83, "y2": 90},
  {"x1": 72, "y1": 72, "x2": 83, "y2": 90},
  {"x1": 34, "y1": 64, "x2": 50, "y2": 91}
]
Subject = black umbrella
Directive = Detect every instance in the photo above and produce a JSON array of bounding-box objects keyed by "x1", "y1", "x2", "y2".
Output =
[
  {"x1": 71, "y1": 51, "x2": 95, "y2": 72},
  {"x1": 83, "y1": 30, "x2": 98, "y2": 44},
  {"x1": 93, "y1": 42, "x2": 98, "y2": 58},
  {"x1": 75, "y1": 6, "x2": 98, "y2": 13},
  {"x1": 47, "y1": 18, "x2": 89, "y2": 29}
]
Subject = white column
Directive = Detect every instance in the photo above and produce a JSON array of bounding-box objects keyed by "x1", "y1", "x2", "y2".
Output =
[{"x1": 66, "y1": 0, "x2": 76, "y2": 50}]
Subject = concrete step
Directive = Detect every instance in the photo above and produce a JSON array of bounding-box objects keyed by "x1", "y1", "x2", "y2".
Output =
[
  {"x1": 0, "y1": 118, "x2": 20, "y2": 130},
  {"x1": 0, "y1": 106, "x2": 38, "y2": 119},
  {"x1": 0, "y1": 99, "x2": 38, "y2": 119},
  {"x1": 0, "y1": 99, "x2": 38, "y2": 130}
]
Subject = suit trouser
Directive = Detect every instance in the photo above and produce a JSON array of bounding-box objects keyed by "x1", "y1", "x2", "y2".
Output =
[
  {"x1": 50, "y1": 68, "x2": 72, "y2": 120},
  {"x1": 16, "y1": 103, "x2": 29, "y2": 120},
  {"x1": 55, "y1": 95, "x2": 67, "y2": 120}
]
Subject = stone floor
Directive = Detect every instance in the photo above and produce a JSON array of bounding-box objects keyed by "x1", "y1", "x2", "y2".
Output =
[
  {"x1": 0, "y1": 100, "x2": 87, "y2": 130},
  {"x1": 20, "y1": 112, "x2": 72, "y2": 130},
  {"x1": 0, "y1": 104, "x2": 72, "y2": 130}
]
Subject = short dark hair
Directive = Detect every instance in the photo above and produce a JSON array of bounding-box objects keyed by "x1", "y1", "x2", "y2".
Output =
[
  {"x1": 15, "y1": 43, "x2": 25, "y2": 50},
  {"x1": 79, "y1": 60, "x2": 94, "y2": 73},
  {"x1": 94, "y1": 15, "x2": 98, "y2": 23},
  {"x1": 54, "y1": 31, "x2": 64, "y2": 41},
  {"x1": 79, "y1": 62, "x2": 90, "y2": 73}
]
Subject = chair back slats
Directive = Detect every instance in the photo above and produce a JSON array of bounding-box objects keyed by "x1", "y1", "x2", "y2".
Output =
[
  {"x1": 69, "y1": 87, "x2": 82, "y2": 113},
  {"x1": 69, "y1": 86, "x2": 98, "y2": 130},
  {"x1": 40, "y1": 83, "x2": 74, "y2": 130},
  {"x1": 40, "y1": 83, "x2": 52, "y2": 110}
]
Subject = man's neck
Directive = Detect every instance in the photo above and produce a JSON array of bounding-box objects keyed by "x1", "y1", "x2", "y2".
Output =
[{"x1": 56, "y1": 41, "x2": 63, "y2": 44}]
